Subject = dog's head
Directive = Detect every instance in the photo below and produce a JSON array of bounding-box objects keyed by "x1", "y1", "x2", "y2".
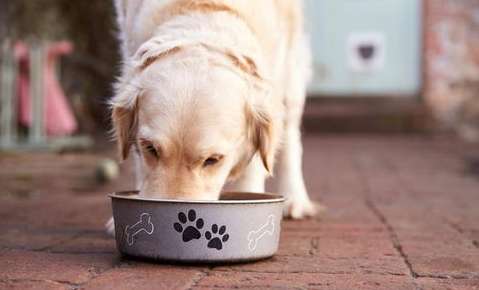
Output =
[{"x1": 111, "y1": 38, "x2": 276, "y2": 200}]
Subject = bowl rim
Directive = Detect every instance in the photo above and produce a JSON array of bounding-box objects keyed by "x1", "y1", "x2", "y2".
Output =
[{"x1": 109, "y1": 191, "x2": 285, "y2": 204}]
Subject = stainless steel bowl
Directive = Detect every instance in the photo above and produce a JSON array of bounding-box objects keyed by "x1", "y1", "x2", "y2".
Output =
[{"x1": 110, "y1": 191, "x2": 285, "y2": 263}]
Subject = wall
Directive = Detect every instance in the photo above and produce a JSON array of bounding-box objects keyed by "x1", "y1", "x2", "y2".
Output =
[{"x1": 424, "y1": 0, "x2": 479, "y2": 139}]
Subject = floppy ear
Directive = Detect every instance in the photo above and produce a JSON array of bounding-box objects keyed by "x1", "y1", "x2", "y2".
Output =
[
  {"x1": 111, "y1": 98, "x2": 139, "y2": 160},
  {"x1": 247, "y1": 104, "x2": 275, "y2": 174},
  {"x1": 110, "y1": 64, "x2": 141, "y2": 161},
  {"x1": 110, "y1": 36, "x2": 178, "y2": 161}
]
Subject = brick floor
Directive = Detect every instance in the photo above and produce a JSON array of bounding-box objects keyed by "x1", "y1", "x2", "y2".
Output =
[{"x1": 1, "y1": 134, "x2": 479, "y2": 290}]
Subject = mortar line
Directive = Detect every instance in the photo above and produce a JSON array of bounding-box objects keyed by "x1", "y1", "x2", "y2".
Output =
[
  {"x1": 0, "y1": 278, "x2": 80, "y2": 288},
  {"x1": 33, "y1": 228, "x2": 106, "y2": 253},
  {"x1": 66, "y1": 255, "x2": 124, "y2": 290},
  {"x1": 444, "y1": 218, "x2": 479, "y2": 250},
  {"x1": 351, "y1": 153, "x2": 423, "y2": 290},
  {"x1": 309, "y1": 236, "x2": 319, "y2": 256},
  {"x1": 34, "y1": 233, "x2": 84, "y2": 252},
  {"x1": 364, "y1": 198, "x2": 417, "y2": 278},
  {"x1": 186, "y1": 267, "x2": 212, "y2": 290},
  {"x1": 209, "y1": 268, "x2": 406, "y2": 276}
]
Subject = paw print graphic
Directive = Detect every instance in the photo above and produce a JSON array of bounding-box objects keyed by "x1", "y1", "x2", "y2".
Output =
[
  {"x1": 205, "y1": 224, "x2": 229, "y2": 250},
  {"x1": 173, "y1": 209, "x2": 204, "y2": 242}
]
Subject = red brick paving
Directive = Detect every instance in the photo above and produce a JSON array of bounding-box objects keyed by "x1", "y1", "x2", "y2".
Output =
[{"x1": 1, "y1": 134, "x2": 479, "y2": 289}]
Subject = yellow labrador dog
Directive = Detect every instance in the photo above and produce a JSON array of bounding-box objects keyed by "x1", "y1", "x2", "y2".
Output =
[{"x1": 107, "y1": 0, "x2": 316, "y2": 234}]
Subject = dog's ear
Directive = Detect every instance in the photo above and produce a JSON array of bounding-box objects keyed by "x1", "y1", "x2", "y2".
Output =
[
  {"x1": 111, "y1": 99, "x2": 139, "y2": 160},
  {"x1": 246, "y1": 104, "x2": 275, "y2": 174},
  {"x1": 110, "y1": 36, "x2": 175, "y2": 161},
  {"x1": 110, "y1": 65, "x2": 142, "y2": 161}
]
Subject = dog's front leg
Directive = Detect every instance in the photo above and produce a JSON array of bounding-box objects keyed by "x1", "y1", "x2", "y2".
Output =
[
  {"x1": 276, "y1": 110, "x2": 317, "y2": 219},
  {"x1": 276, "y1": 36, "x2": 318, "y2": 218}
]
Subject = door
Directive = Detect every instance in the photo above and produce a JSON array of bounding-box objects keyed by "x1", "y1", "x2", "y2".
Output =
[{"x1": 304, "y1": 0, "x2": 422, "y2": 97}]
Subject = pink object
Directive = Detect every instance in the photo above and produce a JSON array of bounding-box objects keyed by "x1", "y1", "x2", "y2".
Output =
[{"x1": 15, "y1": 41, "x2": 77, "y2": 136}]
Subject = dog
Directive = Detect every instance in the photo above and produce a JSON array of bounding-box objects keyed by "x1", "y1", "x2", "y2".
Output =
[{"x1": 107, "y1": 0, "x2": 317, "y2": 234}]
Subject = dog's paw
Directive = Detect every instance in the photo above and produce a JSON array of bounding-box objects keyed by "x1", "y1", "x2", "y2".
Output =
[
  {"x1": 283, "y1": 197, "x2": 323, "y2": 219},
  {"x1": 105, "y1": 217, "x2": 115, "y2": 237}
]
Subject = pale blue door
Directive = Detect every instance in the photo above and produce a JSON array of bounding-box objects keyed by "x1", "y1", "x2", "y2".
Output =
[{"x1": 304, "y1": 0, "x2": 422, "y2": 97}]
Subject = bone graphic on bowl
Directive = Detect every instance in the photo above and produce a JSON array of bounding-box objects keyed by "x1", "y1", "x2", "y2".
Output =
[
  {"x1": 125, "y1": 213, "x2": 154, "y2": 246},
  {"x1": 247, "y1": 215, "x2": 275, "y2": 251}
]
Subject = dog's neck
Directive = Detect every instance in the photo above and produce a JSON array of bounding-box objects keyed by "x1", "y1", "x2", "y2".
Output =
[
  {"x1": 125, "y1": 10, "x2": 272, "y2": 92},
  {"x1": 166, "y1": 13, "x2": 262, "y2": 60}
]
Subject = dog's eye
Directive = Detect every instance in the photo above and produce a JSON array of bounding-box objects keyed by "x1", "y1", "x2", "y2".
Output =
[
  {"x1": 203, "y1": 155, "x2": 223, "y2": 167},
  {"x1": 141, "y1": 142, "x2": 159, "y2": 159},
  {"x1": 145, "y1": 144, "x2": 158, "y2": 157}
]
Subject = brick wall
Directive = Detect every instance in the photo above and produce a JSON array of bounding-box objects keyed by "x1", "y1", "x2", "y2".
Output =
[{"x1": 424, "y1": 0, "x2": 479, "y2": 139}]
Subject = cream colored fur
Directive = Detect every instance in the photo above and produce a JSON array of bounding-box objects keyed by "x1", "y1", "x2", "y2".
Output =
[{"x1": 107, "y1": 0, "x2": 317, "y2": 235}]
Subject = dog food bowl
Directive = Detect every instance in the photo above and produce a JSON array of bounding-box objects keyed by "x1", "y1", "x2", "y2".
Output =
[{"x1": 110, "y1": 191, "x2": 285, "y2": 263}]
